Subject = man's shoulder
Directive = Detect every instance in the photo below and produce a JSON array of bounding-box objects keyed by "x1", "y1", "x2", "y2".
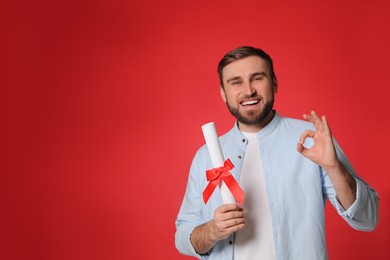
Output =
[
  {"x1": 219, "y1": 125, "x2": 236, "y2": 140},
  {"x1": 194, "y1": 142, "x2": 209, "y2": 158},
  {"x1": 278, "y1": 115, "x2": 314, "y2": 130}
]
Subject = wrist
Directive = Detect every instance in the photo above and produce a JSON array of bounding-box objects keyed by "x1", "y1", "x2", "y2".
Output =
[
  {"x1": 323, "y1": 161, "x2": 344, "y2": 176},
  {"x1": 206, "y1": 221, "x2": 219, "y2": 243}
]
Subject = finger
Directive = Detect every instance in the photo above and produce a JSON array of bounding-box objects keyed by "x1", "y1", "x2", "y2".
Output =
[
  {"x1": 215, "y1": 205, "x2": 244, "y2": 222},
  {"x1": 296, "y1": 142, "x2": 307, "y2": 154},
  {"x1": 303, "y1": 111, "x2": 323, "y2": 131},
  {"x1": 223, "y1": 217, "x2": 245, "y2": 229},
  {"x1": 214, "y1": 211, "x2": 245, "y2": 232},
  {"x1": 229, "y1": 222, "x2": 245, "y2": 232},
  {"x1": 310, "y1": 111, "x2": 324, "y2": 131},
  {"x1": 222, "y1": 222, "x2": 245, "y2": 237},
  {"x1": 296, "y1": 142, "x2": 304, "y2": 152},
  {"x1": 219, "y1": 209, "x2": 245, "y2": 222},
  {"x1": 297, "y1": 142, "x2": 310, "y2": 158},
  {"x1": 321, "y1": 115, "x2": 332, "y2": 135},
  {"x1": 218, "y1": 203, "x2": 242, "y2": 213},
  {"x1": 302, "y1": 111, "x2": 317, "y2": 122},
  {"x1": 298, "y1": 129, "x2": 316, "y2": 144}
]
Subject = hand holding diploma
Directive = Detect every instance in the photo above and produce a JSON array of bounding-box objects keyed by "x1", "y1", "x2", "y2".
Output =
[{"x1": 188, "y1": 122, "x2": 245, "y2": 255}]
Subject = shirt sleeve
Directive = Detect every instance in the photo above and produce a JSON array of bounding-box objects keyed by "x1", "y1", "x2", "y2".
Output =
[
  {"x1": 322, "y1": 139, "x2": 379, "y2": 231},
  {"x1": 175, "y1": 148, "x2": 209, "y2": 259}
]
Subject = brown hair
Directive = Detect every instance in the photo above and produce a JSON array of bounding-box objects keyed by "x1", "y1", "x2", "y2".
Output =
[{"x1": 217, "y1": 46, "x2": 276, "y2": 87}]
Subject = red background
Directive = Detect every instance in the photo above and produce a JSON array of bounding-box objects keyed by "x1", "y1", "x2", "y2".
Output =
[{"x1": 2, "y1": 0, "x2": 389, "y2": 259}]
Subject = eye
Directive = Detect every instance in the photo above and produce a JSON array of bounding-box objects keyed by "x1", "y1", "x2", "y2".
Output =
[
  {"x1": 253, "y1": 76, "x2": 264, "y2": 81},
  {"x1": 231, "y1": 80, "x2": 241, "y2": 86}
]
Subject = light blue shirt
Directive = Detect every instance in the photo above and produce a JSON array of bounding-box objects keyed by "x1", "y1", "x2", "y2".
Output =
[{"x1": 175, "y1": 112, "x2": 378, "y2": 260}]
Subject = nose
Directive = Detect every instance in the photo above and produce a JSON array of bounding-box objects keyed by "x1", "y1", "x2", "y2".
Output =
[{"x1": 242, "y1": 81, "x2": 256, "y2": 97}]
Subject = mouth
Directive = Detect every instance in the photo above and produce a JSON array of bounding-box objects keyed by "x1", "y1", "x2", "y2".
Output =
[{"x1": 240, "y1": 99, "x2": 260, "y2": 106}]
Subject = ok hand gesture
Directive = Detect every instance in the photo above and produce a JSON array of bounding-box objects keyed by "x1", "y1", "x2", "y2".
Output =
[
  {"x1": 297, "y1": 110, "x2": 357, "y2": 209},
  {"x1": 296, "y1": 111, "x2": 339, "y2": 171}
]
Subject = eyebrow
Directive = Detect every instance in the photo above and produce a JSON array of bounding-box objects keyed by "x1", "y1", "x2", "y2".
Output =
[
  {"x1": 226, "y1": 76, "x2": 241, "y2": 84},
  {"x1": 249, "y1": 72, "x2": 267, "y2": 79},
  {"x1": 226, "y1": 71, "x2": 267, "y2": 84}
]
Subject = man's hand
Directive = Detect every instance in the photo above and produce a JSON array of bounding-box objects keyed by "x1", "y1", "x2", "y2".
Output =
[
  {"x1": 209, "y1": 204, "x2": 245, "y2": 241},
  {"x1": 190, "y1": 204, "x2": 245, "y2": 254},
  {"x1": 297, "y1": 110, "x2": 356, "y2": 209},
  {"x1": 296, "y1": 110, "x2": 338, "y2": 171}
]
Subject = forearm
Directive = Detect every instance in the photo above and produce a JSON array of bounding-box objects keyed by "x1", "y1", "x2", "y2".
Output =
[
  {"x1": 190, "y1": 221, "x2": 218, "y2": 255},
  {"x1": 324, "y1": 161, "x2": 357, "y2": 210}
]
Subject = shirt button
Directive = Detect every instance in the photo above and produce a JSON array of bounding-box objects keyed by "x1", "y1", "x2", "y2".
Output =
[
  {"x1": 242, "y1": 139, "x2": 245, "y2": 143},
  {"x1": 238, "y1": 155, "x2": 242, "y2": 159},
  {"x1": 229, "y1": 240, "x2": 233, "y2": 245}
]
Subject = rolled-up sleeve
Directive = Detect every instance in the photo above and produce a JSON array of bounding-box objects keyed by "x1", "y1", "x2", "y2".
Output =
[
  {"x1": 323, "y1": 140, "x2": 379, "y2": 231},
  {"x1": 175, "y1": 149, "x2": 207, "y2": 258}
]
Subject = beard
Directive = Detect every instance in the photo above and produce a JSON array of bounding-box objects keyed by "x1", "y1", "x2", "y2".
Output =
[{"x1": 226, "y1": 97, "x2": 274, "y2": 126}]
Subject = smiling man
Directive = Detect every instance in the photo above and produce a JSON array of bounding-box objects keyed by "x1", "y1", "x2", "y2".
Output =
[
  {"x1": 220, "y1": 55, "x2": 276, "y2": 132},
  {"x1": 175, "y1": 46, "x2": 378, "y2": 260}
]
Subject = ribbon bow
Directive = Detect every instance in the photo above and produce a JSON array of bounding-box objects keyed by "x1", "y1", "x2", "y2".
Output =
[{"x1": 202, "y1": 159, "x2": 245, "y2": 206}]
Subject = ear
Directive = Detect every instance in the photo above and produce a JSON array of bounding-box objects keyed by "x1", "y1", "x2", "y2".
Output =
[
  {"x1": 220, "y1": 86, "x2": 227, "y2": 103},
  {"x1": 273, "y1": 77, "x2": 278, "y2": 93}
]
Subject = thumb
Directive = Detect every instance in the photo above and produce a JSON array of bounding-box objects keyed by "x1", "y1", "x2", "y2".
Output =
[{"x1": 297, "y1": 143, "x2": 308, "y2": 157}]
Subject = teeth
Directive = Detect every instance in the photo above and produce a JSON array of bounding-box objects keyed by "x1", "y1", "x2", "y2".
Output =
[{"x1": 241, "y1": 100, "x2": 259, "y2": 106}]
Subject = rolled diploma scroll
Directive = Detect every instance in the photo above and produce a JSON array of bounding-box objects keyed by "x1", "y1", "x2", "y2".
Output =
[{"x1": 201, "y1": 122, "x2": 236, "y2": 204}]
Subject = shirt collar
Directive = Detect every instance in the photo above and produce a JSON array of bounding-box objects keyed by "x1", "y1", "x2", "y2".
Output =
[{"x1": 232, "y1": 110, "x2": 281, "y2": 141}]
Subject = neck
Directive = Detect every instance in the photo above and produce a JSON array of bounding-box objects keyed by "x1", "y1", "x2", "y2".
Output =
[{"x1": 238, "y1": 110, "x2": 275, "y2": 133}]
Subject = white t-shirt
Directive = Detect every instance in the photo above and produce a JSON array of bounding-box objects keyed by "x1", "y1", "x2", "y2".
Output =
[{"x1": 234, "y1": 132, "x2": 276, "y2": 259}]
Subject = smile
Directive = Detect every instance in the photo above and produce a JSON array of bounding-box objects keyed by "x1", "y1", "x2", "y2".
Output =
[{"x1": 240, "y1": 99, "x2": 260, "y2": 106}]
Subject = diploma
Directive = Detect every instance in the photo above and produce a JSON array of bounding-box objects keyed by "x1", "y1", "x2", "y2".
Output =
[{"x1": 201, "y1": 122, "x2": 237, "y2": 204}]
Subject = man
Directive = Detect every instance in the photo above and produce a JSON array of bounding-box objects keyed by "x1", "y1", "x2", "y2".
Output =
[{"x1": 175, "y1": 46, "x2": 378, "y2": 259}]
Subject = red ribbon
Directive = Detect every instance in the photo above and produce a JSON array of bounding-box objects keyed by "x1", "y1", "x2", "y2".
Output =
[{"x1": 203, "y1": 159, "x2": 245, "y2": 206}]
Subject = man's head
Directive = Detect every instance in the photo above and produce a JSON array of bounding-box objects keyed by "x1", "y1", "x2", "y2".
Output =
[
  {"x1": 218, "y1": 46, "x2": 276, "y2": 88},
  {"x1": 218, "y1": 46, "x2": 278, "y2": 132}
]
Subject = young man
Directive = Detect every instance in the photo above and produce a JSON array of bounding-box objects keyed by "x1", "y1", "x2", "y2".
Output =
[{"x1": 175, "y1": 46, "x2": 378, "y2": 259}]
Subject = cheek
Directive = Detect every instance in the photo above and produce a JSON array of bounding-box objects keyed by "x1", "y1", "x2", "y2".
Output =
[
  {"x1": 259, "y1": 86, "x2": 274, "y2": 98},
  {"x1": 228, "y1": 93, "x2": 241, "y2": 104},
  {"x1": 223, "y1": 90, "x2": 235, "y2": 100}
]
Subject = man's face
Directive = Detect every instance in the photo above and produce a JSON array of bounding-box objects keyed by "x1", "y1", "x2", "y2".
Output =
[{"x1": 220, "y1": 55, "x2": 277, "y2": 131}]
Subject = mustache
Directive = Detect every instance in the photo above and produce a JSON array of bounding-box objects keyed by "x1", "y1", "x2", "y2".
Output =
[{"x1": 240, "y1": 92, "x2": 261, "y2": 101}]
